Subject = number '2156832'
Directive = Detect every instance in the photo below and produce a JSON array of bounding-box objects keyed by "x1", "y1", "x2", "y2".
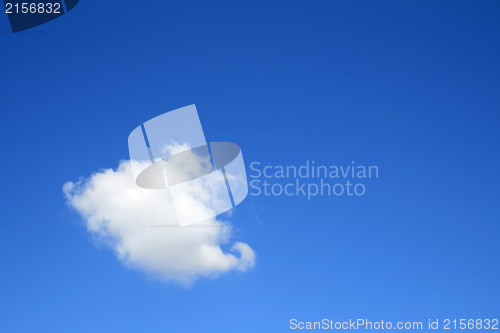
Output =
[
  {"x1": 5, "y1": 2, "x2": 61, "y2": 14},
  {"x1": 443, "y1": 319, "x2": 498, "y2": 330}
]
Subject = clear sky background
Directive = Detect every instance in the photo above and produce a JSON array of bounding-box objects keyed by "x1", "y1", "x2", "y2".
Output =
[{"x1": 1, "y1": 1, "x2": 499, "y2": 332}]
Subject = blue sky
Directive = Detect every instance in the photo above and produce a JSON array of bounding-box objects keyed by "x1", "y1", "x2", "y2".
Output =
[{"x1": 1, "y1": 0, "x2": 499, "y2": 332}]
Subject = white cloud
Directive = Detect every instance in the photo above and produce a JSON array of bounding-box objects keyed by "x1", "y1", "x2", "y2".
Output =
[
  {"x1": 63, "y1": 159, "x2": 255, "y2": 286},
  {"x1": 161, "y1": 140, "x2": 191, "y2": 156}
]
